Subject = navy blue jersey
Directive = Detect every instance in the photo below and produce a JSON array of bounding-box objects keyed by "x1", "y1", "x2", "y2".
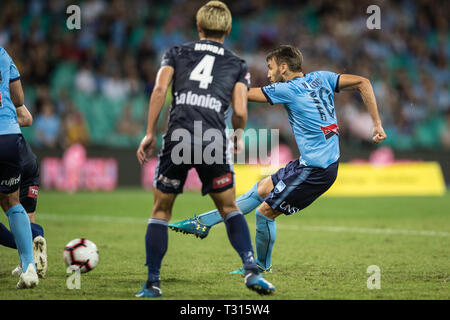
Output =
[{"x1": 161, "y1": 39, "x2": 250, "y2": 140}]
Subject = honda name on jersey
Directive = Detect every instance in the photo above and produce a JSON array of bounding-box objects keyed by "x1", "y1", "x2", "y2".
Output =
[
  {"x1": 174, "y1": 91, "x2": 222, "y2": 112},
  {"x1": 194, "y1": 43, "x2": 225, "y2": 56}
]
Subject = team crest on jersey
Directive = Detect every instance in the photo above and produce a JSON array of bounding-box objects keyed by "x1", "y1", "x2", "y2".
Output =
[
  {"x1": 320, "y1": 123, "x2": 339, "y2": 140},
  {"x1": 274, "y1": 180, "x2": 286, "y2": 193},
  {"x1": 266, "y1": 84, "x2": 276, "y2": 92}
]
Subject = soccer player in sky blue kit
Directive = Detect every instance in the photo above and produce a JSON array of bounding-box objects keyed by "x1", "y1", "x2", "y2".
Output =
[
  {"x1": 170, "y1": 45, "x2": 387, "y2": 273},
  {"x1": 0, "y1": 103, "x2": 48, "y2": 279},
  {"x1": 0, "y1": 46, "x2": 39, "y2": 288}
]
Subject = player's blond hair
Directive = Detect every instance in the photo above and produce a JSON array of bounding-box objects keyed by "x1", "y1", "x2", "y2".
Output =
[{"x1": 196, "y1": 1, "x2": 232, "y2": 38}]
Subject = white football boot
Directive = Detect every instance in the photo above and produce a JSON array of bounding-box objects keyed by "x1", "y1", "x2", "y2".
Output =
[
  {"x1": 12, "y1": 264, "x2": 22, "y2": 276},
  {"x1": 33, "y1": 236, "x2": 48, "y2": 278},
  {"x1": 16, "y1": 264, "x2": 39, "y2": 289}
]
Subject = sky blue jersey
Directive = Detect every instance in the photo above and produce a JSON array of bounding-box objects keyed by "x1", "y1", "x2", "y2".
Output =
[
  {"x1": 0, "y1": 47, "x2": 21, "y2": 135},
  {"x1": 261, "y1": 71, "x2": 341, "y2": 168}
]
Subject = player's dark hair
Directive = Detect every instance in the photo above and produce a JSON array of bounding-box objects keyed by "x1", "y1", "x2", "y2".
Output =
[{"x1": 266, "y1": 45, "x2": 303, "y2": 72}]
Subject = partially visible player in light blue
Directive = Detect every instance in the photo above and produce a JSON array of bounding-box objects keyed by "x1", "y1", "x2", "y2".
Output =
[
  {"x1": 0, "y1": 103, "x2": 47, "y2": 279},
  {"x1": 170, "y1": 45, "x2": 387, "y2": 273},
  {"x1": 0, "y1": 46, "x2": 39, "y2": 288}
]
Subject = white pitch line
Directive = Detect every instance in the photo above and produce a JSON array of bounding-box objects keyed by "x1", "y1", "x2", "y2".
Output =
[
  {"x1": 275, "y1": 224, "x2": 450, "y2": 238},
  {"x1": 36, "y1": 213, "x2": 450, "y2": 238},
  {"x1": 38, "y1": 213, "x2": 144, "y2": 224}
]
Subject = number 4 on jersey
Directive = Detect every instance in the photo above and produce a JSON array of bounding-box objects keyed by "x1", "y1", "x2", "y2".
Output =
[{"x1": 189, "y1": 55, "x2": 215, "y2": 89}]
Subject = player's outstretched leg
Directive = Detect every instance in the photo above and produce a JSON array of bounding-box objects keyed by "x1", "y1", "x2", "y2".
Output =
[{"x1": 169, "y1": 182, "x2": 264, "y2": 238}]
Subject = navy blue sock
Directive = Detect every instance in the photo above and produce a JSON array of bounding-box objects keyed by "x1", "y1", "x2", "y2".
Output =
[
  {"x1": 145, "y1": 218, "x2": 168, "y2": 288},
  {"x1": 0, "y1": 222, "x2": 45, "y2": 250},
  {"x1": 0, "y1": 222, "x2": 17, "y2": 249},
  {"x1": 224, "y1": 211, "x2": 258, "y2": 273},
  {"x1": 31, "y1": 223, "x2": 44, "y2": 238}
]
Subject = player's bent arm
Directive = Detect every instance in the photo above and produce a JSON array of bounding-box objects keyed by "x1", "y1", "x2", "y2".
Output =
[
  {"x1": 10, "y1": 79, "x2": 32, "y2": 126},
  {"x1": 248, "y1": 87, "x2": 268, "y2": 103},
  {"x1": 145, "y1": 66, "x2": 174, "y2": 135},
  {"x1": 137, "y1": 65, "x2": 174, "y2": 164},
  {"x1": 231, "y1": 82, "x2": 248, "y2": 132},
  {"x1": 338, "y1": 74, "x2": 386, "y2": 143},
  {"x1": 230, "y1": 82, "x2": 248, "y2": 154},
  {"x1": 16, "y1": 105, "x2": 33, "y2": 127}
]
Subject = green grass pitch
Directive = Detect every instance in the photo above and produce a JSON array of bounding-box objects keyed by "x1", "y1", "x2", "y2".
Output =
[{"x1": 1, "y1": 189, "x2": 449, "y2": 300}]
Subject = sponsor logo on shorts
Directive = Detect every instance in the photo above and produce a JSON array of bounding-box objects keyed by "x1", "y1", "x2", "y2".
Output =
[
  {"x1": 274, "y1": 180, "x2": 286, "y2": 193},
  {"x1": 0, "y1": 175, "x2": 21, "y2": 187},
  {"x1": 212, "y1": 172, "x2": 233, "y2": 189},
  {"x1": 28, "y1": 186, "x2": 39, "y2": 199},
  {"x1": 279, "y1": 201, "x2": 299, "y2": 215},
  {"x1": 157, "y1": 175, "x2": 181, "y2": 188}
]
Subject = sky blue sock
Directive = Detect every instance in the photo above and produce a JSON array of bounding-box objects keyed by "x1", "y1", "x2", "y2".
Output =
[
  {"x1": 198, "y1": 183, "x2": 264, "y2": 226},
  {"x1": 0, "y1": 222, "x2": 17, "y2": 249},
  {"x1": 255, "y1": 210, "x2": 276, "y2": 270},
  {"x1": 224, "y1": 211, "x2": 258, "y2": 272},
  {"x1": 5, "y1": 204, "x2": 35, "y2": 272},
  {"x1": 145, "y1": 218, "x2": 168, "y2": 287}
]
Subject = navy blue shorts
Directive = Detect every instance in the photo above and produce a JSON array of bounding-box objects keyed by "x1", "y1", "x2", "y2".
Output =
[
  {"x1": 19, "y1": 141, "x2": 40, "y2": 213},
  {"x1": 264, "y1": 160, "x2": 338, "y2": 215},
  {"x1": 154, "y1": 140, "x2": 234, "y2": 195},
  {"x1": 0, "y1": 134, "x2": 24, "y2": 194}
]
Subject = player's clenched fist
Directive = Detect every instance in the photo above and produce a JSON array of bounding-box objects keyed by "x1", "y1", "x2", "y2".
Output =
[{"x1": 372, "y1": 125, "x2": 387, "y2": 144}]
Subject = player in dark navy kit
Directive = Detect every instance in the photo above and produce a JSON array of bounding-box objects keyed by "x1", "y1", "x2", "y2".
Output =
[
  {"x1": 170, "y1": 45, "x2": 387, "y2": 274},
  {"x1": 0, "y1": 104, "x2": 48, "y2": 279},
  {"x1": 0, "y1": 46, "x2": 39, "y2": 288},
  {"x1": 135, "y1": 1, "x2": 274, "y2": 298}
]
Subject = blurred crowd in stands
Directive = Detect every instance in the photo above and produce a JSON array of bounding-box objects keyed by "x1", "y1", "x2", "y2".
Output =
[{"x1": 0, "y1": 0, "x2": 448, "y2": 153}]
